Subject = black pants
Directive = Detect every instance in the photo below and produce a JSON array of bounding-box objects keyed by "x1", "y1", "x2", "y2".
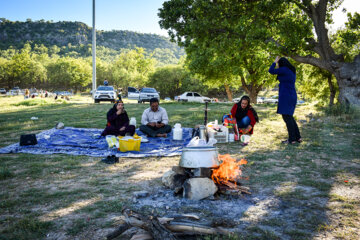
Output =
[
  {"x1": 282, "y1": 114, "x2": 301, "y2": 142},
  {"x1": 139, "y1": 125, "x2": 172, "y2": 137}
]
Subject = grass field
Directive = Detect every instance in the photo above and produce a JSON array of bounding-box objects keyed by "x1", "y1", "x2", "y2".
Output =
[{"x1": 0, "y1": 95, "x2": 359, "y2": 240}]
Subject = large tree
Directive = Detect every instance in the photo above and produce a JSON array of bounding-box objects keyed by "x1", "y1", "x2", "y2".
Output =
[{"x1": 159, "y1": 0, "x2": 360, "y2": 105}]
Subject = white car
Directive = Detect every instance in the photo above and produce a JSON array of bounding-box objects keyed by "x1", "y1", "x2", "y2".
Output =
[
  {"x1": 94, "y1": 85, "x2": 116, "y2": 103},
  {"x1": 177, "y1": 92, "x2": 211, "y2": 103},
  {"x1": 0, "y1": 88, "x2": 6, "y2": 94},
  {"x1": 127, "y1": 87, "x2": 140, "y2": 100},
  {"x1": 138, "y1": 87, "x2": 160, "y2": 103}
]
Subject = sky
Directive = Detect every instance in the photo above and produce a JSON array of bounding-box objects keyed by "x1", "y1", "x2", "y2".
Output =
[{"x1": 0, "y1": 0, "x2": 359, "y2": 37}]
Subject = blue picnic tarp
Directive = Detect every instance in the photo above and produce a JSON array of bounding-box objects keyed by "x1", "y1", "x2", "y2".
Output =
[{"x1": 0, "y1": 127, "x2": 194, "y2": 158}]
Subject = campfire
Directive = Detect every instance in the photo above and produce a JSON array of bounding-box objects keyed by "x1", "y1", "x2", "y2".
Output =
[
  {"x1": 106, "y1": 154, "x2": 251, "y2": 240},
  {"x1": 162, "y1": 153, "x2": 251, "y2": 200}
]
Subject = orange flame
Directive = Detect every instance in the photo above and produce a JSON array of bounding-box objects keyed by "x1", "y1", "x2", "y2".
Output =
[{"x1": 212, "y1": 154, "x2": 247, "y2": 185}]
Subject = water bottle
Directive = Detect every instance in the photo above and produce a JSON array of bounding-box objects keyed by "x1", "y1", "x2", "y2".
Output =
[
  {"x1": 173, "y1": 123, "x2": 183, "y2": 140},
  {"x1": 129, "y1": 117, "x2": 136, "y2": 127},
  {"x1": 228, "y1": 128, "x2": 235, "y2": 142}
]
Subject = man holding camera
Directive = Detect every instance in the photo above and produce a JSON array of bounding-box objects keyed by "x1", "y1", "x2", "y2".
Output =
[{"x1": 140, "y1": 98, "x2": 171, "y2": 137}]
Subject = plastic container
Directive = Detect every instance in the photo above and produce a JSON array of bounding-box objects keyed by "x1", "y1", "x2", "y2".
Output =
[
  {"x1": 129, "y1": 117, "x2": 136, "y2": 127},
  {"x1": 240, "y1": 134, "x2": 251, "y2": 143},
  {"x1": 173, "y1": 123, "x2": 183, "y2": 140},
  {"x1": 228, "y1": 128, "x2": 235, "y2": 142},
  {"x1": 118, "y1": 135, "x2": 141, "y2": 152}
]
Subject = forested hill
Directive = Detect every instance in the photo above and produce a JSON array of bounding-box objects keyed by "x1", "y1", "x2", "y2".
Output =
[{"x1": 0, "y1": 18, "x2": 184, "y2": 63}]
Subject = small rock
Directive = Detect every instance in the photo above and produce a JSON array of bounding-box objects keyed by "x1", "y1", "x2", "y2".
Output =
[
  {"x1": 133, "y1": 191, "x2": 149, "y2": 199},
  {"x1": 165, "y1": 206, "x2": 170, "y2": 210}
]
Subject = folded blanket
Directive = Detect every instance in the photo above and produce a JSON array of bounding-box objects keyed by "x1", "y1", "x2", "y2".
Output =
[{"x1": 0, "y1": 127, "x2": 193, "y2": 158}]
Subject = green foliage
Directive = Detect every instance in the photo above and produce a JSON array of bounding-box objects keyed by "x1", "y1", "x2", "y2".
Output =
[
  {"x1": 297, "y1": 64, "x2": 338, "y2": 106},
  {"x1": 46, "y1": 57, "x2": 92, "y2": 91},
  {"x1": 148, "y1": 64, "x2": 210, "y2": 98},
  {"x1": 110, "y1": 48, "x2": 155, "y2": 89}
]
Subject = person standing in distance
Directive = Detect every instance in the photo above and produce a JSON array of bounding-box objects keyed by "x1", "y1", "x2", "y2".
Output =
[
  {"x1": 140, "y1": 98, "x2": 171, "y2": 137},
  {"x1": 268, "y1": 56, "x2": 302, "y2": 144}
]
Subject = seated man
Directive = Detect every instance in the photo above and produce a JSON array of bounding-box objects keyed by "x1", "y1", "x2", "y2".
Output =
[{"x1": 140, "y1": 98, "x2": 171, "y2": 137}]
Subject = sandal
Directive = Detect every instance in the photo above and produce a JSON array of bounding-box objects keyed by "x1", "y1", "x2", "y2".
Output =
[{"x1": 297, "y1": 138, "x2": 303, "y2": 143}]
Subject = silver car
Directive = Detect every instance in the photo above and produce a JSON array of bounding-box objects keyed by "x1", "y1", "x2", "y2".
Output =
[{"x1": 138, "y1": 87, "x2": 160, "y2": 103}]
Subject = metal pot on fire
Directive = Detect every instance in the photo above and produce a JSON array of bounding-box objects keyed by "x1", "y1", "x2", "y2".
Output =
[{"x1": 179, "y1": 146, "x2": 219, "y2": 168}]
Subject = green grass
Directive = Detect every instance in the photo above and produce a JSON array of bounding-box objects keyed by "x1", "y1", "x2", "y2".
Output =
[{"x1": 0, "y1": 95, "x2": 359, "y2": 239}]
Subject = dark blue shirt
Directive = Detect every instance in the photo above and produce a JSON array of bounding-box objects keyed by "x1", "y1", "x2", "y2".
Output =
[{"x1": 269, "y1": 63, "x2": 297, "y2": 115}]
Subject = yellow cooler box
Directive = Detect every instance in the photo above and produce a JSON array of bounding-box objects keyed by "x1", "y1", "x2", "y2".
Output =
[{"x1": 118, "y1": 135, "x2": 141, "y2": 152}]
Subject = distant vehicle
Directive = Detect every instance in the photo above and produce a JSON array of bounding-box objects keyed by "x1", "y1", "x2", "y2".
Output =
[
  {"x1": 94, "y1": 85, "x2": 116, "y2": 103},
  {"x1": 257, "y1": 97, "x2": 264, "y2": 104},
  {"x1": 138, "y1": 87, "x2": 160, "y2": 103},
  {"x1": 164, "y1": 97, "x2": 171, "y2": 101},
  {"x1": 232, "y1": 97, "x2": 240, "y2": 103},
  {"x1": 127, "y1": 87, "x2": 140, "y2": 100},
  {"x1": 0, "y1": 88, "x2": 6, "y2": 94},
  {"x1": 297, "y1": 100, "x2": 305, "y2": 105},
  {"x1": 263, "y1": 95, "x2": 278, "y2": 104},
  {"x1": 177, "y1": 92, "x2": 211, "y2": 103}
]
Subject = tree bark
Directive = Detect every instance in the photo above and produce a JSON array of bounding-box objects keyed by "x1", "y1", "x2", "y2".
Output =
[
  {"x1": 334, "y1": 55, "x2": 360, "y2": 106},
  {"x1": 327, "y1": 75, "x2": 335, "y2": 106},
  {"x1": 224, "y1": 82, "x2": 232, "y2": 101}
]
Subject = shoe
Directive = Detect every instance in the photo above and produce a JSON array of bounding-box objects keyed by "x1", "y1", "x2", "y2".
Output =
[
  {"x1": 297, "y1": 138, "x2": 303, "y2": 143},
  {"x1": 281, "y1": 140, "x2": 297, "y2": 145},
  {"x1": 101, "y1": 155, "x2": 119, "y2": 164}
]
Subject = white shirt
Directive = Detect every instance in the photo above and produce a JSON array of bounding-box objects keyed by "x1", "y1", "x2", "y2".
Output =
[{"x1": 141, "y1": 106, "x2": 169, "y2": 125}]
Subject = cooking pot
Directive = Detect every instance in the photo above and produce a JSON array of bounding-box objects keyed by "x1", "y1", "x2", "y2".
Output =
[{"x1": 179, "y1": 146, "x2": 219, "y2": 168}]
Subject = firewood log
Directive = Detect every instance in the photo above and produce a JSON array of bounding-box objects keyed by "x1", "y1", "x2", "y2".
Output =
[{"x1": 106, "y1": 223, "x2": 131, "y2": 240}]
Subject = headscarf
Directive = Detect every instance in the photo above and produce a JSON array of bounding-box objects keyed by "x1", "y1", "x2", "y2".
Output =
[
  {"x1": 278, "y1": 57, "x2": 296, "y2": 74},
  {"x1": 236, "y1": 96, "x2": 251, "y2": 120}
]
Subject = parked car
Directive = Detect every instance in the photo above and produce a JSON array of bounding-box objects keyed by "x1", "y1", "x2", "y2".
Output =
[
  {"x1": 257, "y1": 97, "x2": 264, "y2": 104},
  {"x1": 127, "y1": 87, "x2": 140, "y2": 100},
  {"x1": 297, "y1": 100, "x2": 305, "y2": 105},
  {"x1": 164, "y1": 97, "x2": 171, "y2": 101},
  {"x1": 94, "y1": 85, "x2": 116, "y2": 103},
  {"x1": 177, "y1": 92, "x2": 211, "y2": 103},
  {"x1": 0, "y1": 88, "x2": 6, "y2": 94},
  {"x1": 263, "y1": 95, "x2": 278, "y2": 104},
  {"x1": 138, "y1": 87, "x2": 160, "y2": 103},
  {"x1": 232, "y1": 97, "x2": 240, "y2": 103}
]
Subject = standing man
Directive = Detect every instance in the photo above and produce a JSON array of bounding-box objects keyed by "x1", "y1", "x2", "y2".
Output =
[{"x1": 140, "y1": 98, "x2": 171, "y2": 137}]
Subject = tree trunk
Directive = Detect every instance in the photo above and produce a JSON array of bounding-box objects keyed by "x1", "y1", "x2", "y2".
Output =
[
  {"x1": 334, "y1": 55, "x2": 360, "y2": 106},
  {"x1": 239, "y1": 76, "x2": 261, "y2": 104},
  {"x1": 224, "y1": 83, "x2": 232, "y2": 101},
  {"x1": 327, "y1": 75, "x2": 335, "y2": 106}
]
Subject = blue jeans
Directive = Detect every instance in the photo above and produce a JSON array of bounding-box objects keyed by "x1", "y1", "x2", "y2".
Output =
[{"x1": 237, "y1": 116, "x2": 250, "y2": 128}]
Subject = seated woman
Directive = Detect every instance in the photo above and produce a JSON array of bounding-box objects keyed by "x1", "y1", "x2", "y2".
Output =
[
  {"x1": 101, "y1": 100, "x2": 135, "y2": 136},
  {"x1": 230, "y1": 96, "x2": 258, "y2": 135}
]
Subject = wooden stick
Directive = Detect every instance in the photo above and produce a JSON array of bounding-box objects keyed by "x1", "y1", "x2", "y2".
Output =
[
  {"x1": 165, "y1": 222, "x2": 233, "y2": 235},
  {"x1": 106, "y1": 223, "x2": 131, "y2": 240}
]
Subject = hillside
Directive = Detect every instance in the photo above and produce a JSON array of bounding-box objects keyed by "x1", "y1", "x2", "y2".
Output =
[{"x1": 0, "y1": 18, "x2": 184, "y2": 63}]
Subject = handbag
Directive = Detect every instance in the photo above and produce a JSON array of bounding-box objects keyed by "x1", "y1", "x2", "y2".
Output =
[{"x1": 20, "y1": 134, "x2": 38, "y2": 146}]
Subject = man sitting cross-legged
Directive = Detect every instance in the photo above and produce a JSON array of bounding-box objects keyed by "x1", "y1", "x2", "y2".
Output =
[{"x1": 139, "y1": 98, "x2": 172, "y2": 138}]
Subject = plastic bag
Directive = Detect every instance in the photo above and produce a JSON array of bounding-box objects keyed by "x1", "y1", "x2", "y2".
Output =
[
  {"x1": 186, "y1": 136, "x2": 217, "y2": 147},
  {"x1": 106, "y1": 135, "x2": 118, "y2": 148}
]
